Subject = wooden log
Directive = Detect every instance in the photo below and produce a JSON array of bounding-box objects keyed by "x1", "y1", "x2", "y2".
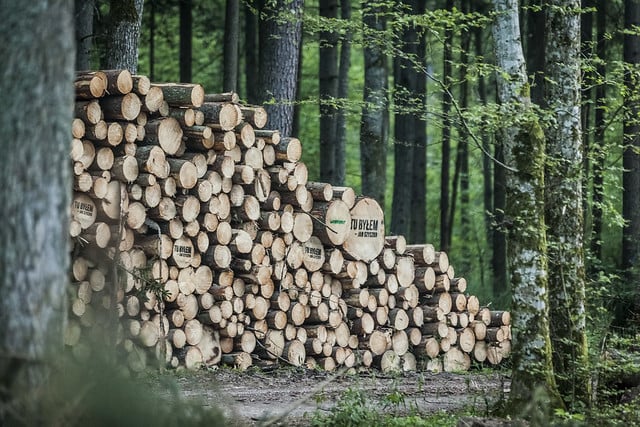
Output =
[
  {"x1": 143, "y1": 118, "x2": 184, "y2": 156},
  {"x1": 136, "y1": 145, "x2": 169, "y2": 178},
  {"x1": 75, "y1": 100, "x2": 103, "y2": 124},
  {"x1": 343, "y1": 197, "x2": 385, "y2": 262},
  {"x1": 151, "y1": 83, "x2": 205, "y2": 108},
  {"x1": 443, "y1": 346, "x2": 470, "y2": 372},
  {"x1": 75, "y1": 71, "x2": 107, "y2": 99},
  {"x1": 199, "y1": 102, "x2": 242, "y2": 131},
  {"x1": 309, "y1": 200, "x2": 351, "y2": 246},
  {"x1": 99, "y1": 93, "x2": 141, "y2": 121},
  {"x1": 239, "y1": 105, "x2": 268, "y2": 128}
]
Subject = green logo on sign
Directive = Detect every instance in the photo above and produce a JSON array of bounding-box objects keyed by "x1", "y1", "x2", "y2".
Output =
[{"x1": 330, "y1": 219, "x2": 346, "y2": 225}]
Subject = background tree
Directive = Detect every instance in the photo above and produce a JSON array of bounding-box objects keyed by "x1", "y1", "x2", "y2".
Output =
[
  {"x1": 359, "y1": 1, "x2": 389, "y2": 206},
  {"x1": 623, "y1": 0, "x2": 640, "y2": 310},
  {"x1": 102, "y1": 0, "x2": 145, "y2": 72},
  {"x1": 75, "y1": 0, "x2": 96, "y2": 70},
  {"x1": 334, "y1": 0, "x2": 351, "y2": 186},
  {"x1": 0, "y1": 0, "x2": 74, "y2": 417},
  {"x1": 257, "y1": 0, "x2": 304, "y2": 136},
  {"x1": 244, "y1": 1, "x2": 259, "y2": 103},
  {"x1": 391, "y1": 0, "x2": 419, "y2": 238},
  {"x1": 179, "y1": 0, "x2": 193, "y2": 83},
  {"x1": 319, "y1": 0, "x2": 339, "y2": 183},
  {"x1": 440, "y1": 0, "x2": 454, "y2": 252},
  {"x1": 491, "y1": 0, "x2": 562, "y2": 413},
  {"x1": 544, "y1": 0, "x2": 591, "y2": 407},
  {"x1": 223, "y1": 0, "x2": 239, "y2": 91}
]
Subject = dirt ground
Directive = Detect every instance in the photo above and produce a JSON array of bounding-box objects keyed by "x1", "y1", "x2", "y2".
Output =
[{"x1": 159, "y1": 367, "x2": 511, "y2": 425}]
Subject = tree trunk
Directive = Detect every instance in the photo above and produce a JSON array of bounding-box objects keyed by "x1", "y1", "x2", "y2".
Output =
[
  {"x1": 335, "y1": 0, "x2": 351, "y2": 186},
  {"x1": 179, "y1": 0, "x2": 193, "y2": 83},
  {"x1": 544, "y1": 0, "x2": 591, "y2": 407},
  {"x1": 523, "y1": 0, "x2": 545, "y2": 106},
  {"x1": 319, "y1": 0, "x2": 339, "y2": 183},
  {"x1": 103, "y1": 0, "x2": 144, "y2": 73},
  {"x1": 440, "y1": 0, "x2": 453, "y2": 252},
  {"x1": 75, "y1": 0, "x2": 95, "y2": 70},
  {"x1": 359, "y1": 1, "x2": 388, "y2": 207},
  {"x1": 410, "y1": 0, "x2": 427, "y2": 244},
  {"x1": 0, "y1": 0, "x2": 74, "y2": 416},
  {"x1": 258, "y1": 0, "x2": 303, "y2": 137},
  {"x1": 491, "y1": 0, "x2": 562, "y2": 413},
  {"x1": 244, "y1": 2, "x2": 259, "y2": 103},
  {"x1": 223, "y1": 0, "x2": 239, "y2": 92},
  {"x1": 623, "y1": 0, "x2": 640, "y2": 307},
  {"x1": 391, "y1": 0, "x2": 418, "y2": 238}
]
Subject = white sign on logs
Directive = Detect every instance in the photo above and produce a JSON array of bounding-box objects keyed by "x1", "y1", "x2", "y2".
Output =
[{"x1": 342, "y1": 197, "x2": 385, "y2": 262}]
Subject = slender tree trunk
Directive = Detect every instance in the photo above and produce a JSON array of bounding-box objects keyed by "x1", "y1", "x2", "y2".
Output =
[
  {"x1": 623, "y1": 0, "x2": 640, "y2": 310},
  {"x1": 545, "y1": 0, "x2": 591, "y2": 407},
  {"x1": 319, "y1": 0, "x2": 339, "y2": 183},
  {"x1": 75, "y1": 0, "x2": 95, "y2": 70},
  {"x1": 245, "y1": 2, "x2": 259, "y2": 103},
  {"x1": 0, "y1": 0, "x2": 73, "y2": 417},
  {"x1": 223, "y1": 0, "x2": 239, "y2": 92},
  {"x1": 335, "y1": 0, "x2": 351, "y2": 186},
  {"x1": 440, "y1": 0, "x2": 454, "y2": 252},
  {"x1": 592, "y1": 0, "x2": 607, "y2": 268},
  {"x1": 149, "y1": 0, "x2": 156, "y2": 80},
  {"x1": 581, "y1": 0, "x2": 594, "y2": 229},
  {"x1": 524, "y1": 0, "x2": 545, "y2": 106},
  {"x1": 391, "y1": 0, "x2": 418, "y2": 237},
  {"x1": 410, "y1": 0, "x2": 427, "y2": 243},
  {"x1": 258, "y1": 0, "x2": 304, "y2": 137},
  {"x1": 491, "y1": 0, "x2": 562, "y2": 413},
  {"x1": 103, "y1": 0, "x2": 144, "y2": 73},
  {"x1": 360, "y1": 2, "x2": 388, "y2": 206},
  {"x1": 179, "y1": 0, "x2": 193, "y2": 83}
]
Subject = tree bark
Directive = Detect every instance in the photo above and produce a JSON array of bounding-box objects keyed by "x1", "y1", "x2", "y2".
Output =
[
  {"x1": 360, "y1": 1, "x2": 388, "y2": 207},
  {"x1": 544, "y1": 0, "x2": 591, "y2": 407},
  {"x1": 244, "y1": 2, "x2": 259, "y2": 104},
  {"x1": 179, "y1": 0, "x2": 193, "y2": 83},
  {"x1": 491, "y1": 0, "x2": 562, "y2": 413},
  {"x1": 440, "y1": 0, "x2": 453, "y2": 252},
  {"x1": 0, "y1": 0, "x2": 74, "y2": 415},
  {"x1": 319, "y1": 0, "x2": 339, "y2": 183},
  {"x1": 75, "y1": 0, "x2": 95, "y2": 70},
  {"x1": 223, "y1": 0, "x2": 239, "y2": 92},
  {"x1": 623, "y1": 0, "x2": 640, "y2": 307},
  {"x1": 103, "y1": 0, "x2": 144, "y2": 73},
  {"x1": 257, "y1": 0, "x2": 304, "y2": 137},
  {"x1": 335, "y1": 0, "x2": 351, "y2": 185}
]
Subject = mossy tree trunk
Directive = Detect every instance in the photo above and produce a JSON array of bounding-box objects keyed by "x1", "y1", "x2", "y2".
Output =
[
  {"x1": 0, "y1": 0, "x2": 74, "y2": 418},
  {"x1": 491, "y1": 0, "x2": 563, "y2": 415},
  {"x1": 544, "y1": 0, "x2": 591, "y2": 408}
]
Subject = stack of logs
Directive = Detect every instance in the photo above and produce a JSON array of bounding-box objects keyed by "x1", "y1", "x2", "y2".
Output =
[{"x1": 68, "y1": 69, "x2": 511, "y2": 374}]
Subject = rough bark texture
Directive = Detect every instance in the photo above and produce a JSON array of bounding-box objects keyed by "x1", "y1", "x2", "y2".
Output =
[
  {"x1": 257, "y1": 0, "x2": 304, "y2": 137},
  {"x1": 103, "y1": 0, "x2": 144, "y2": 73},
  {"x1": 319, "y1": 0, "x2": 339, "y2": 183},
  {"x1": 360, "y1": 2, "x2": 388, "y2": 207},
  {"x1": 491, "y1": 0, "x2": 561, "y2": 413},
  {"x1": 623, "y1": 0, "x2": 640, "y2": 307},
  {"x1": 75, "y1": 0, "x2": 95, "y2": 70},
  {"x1": 0, "y1": 0, "x2": 74, "y2": 412},
  {"x1": 334, "y1": 0, "x2": 351, "y2": 186},
  {"x1": 391, "y1": 0, "x2": 418, "y2": 238},
  {"x1": 180, "y1": 0, "x2": 193, "y2": 83},
  {"x1": 440, "y1": 0, "x2": 453, "y2": 252},
  {"x1": 410, "y1": 0, "x2": 427, "y2": 244},
  {"x1": 244, "y1": 2, "x2": 259, "y2": 104},
  {"x1": 524, "y1": 0, "x2": 545, "y2": 106},
  {"x1": 223, "y1": 0, "x2": 239, "y2": 92},
  {"x1": 544, "y1": 0, "x2": 591, "y2": 407}
]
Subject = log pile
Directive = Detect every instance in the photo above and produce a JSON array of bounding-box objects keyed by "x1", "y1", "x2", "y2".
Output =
[{"x1": 68, "y1": 69, "x2": 511, "y2": 374}]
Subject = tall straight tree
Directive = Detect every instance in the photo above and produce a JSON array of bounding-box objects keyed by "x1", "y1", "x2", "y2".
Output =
[
  {"x1": 491, "y1": 0, "x2": 562, "y2": 413},
  {"x1": 103, "y1": 0, "x2": 144, "y2": 72},
  {"x1": 410, "y1": 0, "x2": 427, "y2": 243},
  {"x1": 360, "y1": 2, "x2": 388, "y2": 206},
  {"x1": 335, "y1": 0, "x2": 352, "y2": 186},
  {"x1": 440, "y1": 0, "x2": 454, "y2": 252},
  {"x1": 245, "y1": 2, "x2": 259, "y2": 103},
  {"x1": 0, "y1": 0, "x2": 74, "y2": 417},
  {"x1": 223, "y1": 0, "x2": 239, "y2": 92},
  {"x1": 179, "y1": 0, "x2": 192, "y2": 83},
  {"x1": 75, "y1": 0, "x2": 96, "y2": 70},
  {"x1": 544, "y1": 0, "x2": 591, "y2": 407},
  {"x1": 524, "y1": 0, "x2": 545, "y2": 105},
  {"x1": 258, "y1": 0, "x2": 304, "y2": 137},
  {"x1": 623, "y1": 0, "x2": 640, "y2": 307},
  {"x1": 391, "y1": 0, "x2": 418, "y2": 237},
  {"x1": 319, "y1": 0, "x2": 339, "y2": 183}
]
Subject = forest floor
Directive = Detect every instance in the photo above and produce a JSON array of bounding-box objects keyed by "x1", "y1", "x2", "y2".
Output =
[{"x1": 152, "y1": 366, "x2": 511, "y2": 425}]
